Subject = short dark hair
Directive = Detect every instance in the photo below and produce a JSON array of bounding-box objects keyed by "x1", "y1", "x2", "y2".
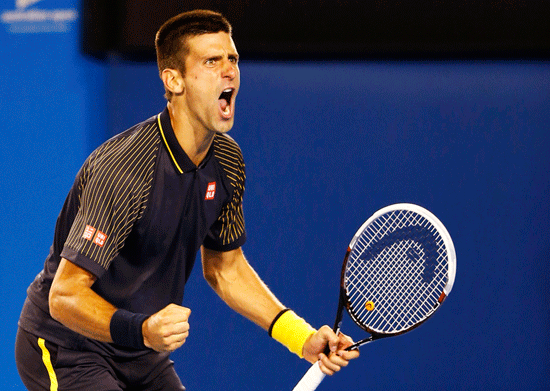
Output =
[{"x1": 155, "y1": 10, "x2": 232, "y2": 101}]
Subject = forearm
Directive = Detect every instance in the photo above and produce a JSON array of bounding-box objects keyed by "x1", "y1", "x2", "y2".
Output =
[
  {"x1": 202, "y1": 247, "x2": 285, "y2": 330},
  {"x1": 51, "y1": 258, "x2": 191, "y2": 353},
  {"x1": 49, "y1": 258, "x2": 117, "y2": 342}
]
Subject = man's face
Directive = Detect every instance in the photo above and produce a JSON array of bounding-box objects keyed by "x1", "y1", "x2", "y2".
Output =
[{"x1": 180, "y1": 31, "x2": 240, "y2": 134}]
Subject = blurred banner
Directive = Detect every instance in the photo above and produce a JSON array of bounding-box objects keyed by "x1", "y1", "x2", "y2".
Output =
[{"x1": 1, "y1": 0, "x2": 78, "y2": 33}]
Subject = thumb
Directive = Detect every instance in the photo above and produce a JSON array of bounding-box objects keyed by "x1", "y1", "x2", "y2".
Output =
[
  {"x1": 328, "y1": 334, "x2": 339, "y2": 353},
  {"x1": 318, "y1": 325, "x2": 339, "y2": 353}
]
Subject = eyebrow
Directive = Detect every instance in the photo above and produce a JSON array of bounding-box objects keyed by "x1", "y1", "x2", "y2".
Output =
[{"x1": 204, "y1": 52, "x2": 239, "y2": 62}]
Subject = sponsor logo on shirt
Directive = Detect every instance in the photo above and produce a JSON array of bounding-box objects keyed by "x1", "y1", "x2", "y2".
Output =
[
  {"x1": 94, "y1": 231, "x2": 108, "y2": 247},
  {"x1": 82, "y1": 225, "x2": 108, "y2": 247},
  {"x1": 82, "y1": 225, "x2": 96, "y2": 240},
  {"x1": 205, "y1": 182, "x2": 216, "y2": 200}
]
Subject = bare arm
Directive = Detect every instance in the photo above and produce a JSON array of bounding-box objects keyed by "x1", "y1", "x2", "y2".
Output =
[
  {"x1": 201, "y1": 246, "x2": 285, "y2": 330},
  {"x1": 201, "y1": 246, "x2": 360, "y2": 375},
  {"x1": 49, "y1": 258, "x2": 191, "y2": 352},
  {"x1": 49, "y1": 258, "x2": 116, "y2": 342}
]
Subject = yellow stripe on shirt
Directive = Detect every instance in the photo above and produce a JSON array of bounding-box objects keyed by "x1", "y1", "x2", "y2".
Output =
[{"x1": 158, "y1": 114, "x2": 184, "y2": 174}]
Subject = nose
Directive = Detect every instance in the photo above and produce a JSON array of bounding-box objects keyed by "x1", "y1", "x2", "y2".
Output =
[{"x1": 222, "y1": 59, "x2": 238, "y2": 80}]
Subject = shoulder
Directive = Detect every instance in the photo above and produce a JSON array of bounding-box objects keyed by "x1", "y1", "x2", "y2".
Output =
[
  {"x1": 212, "y1": 133, "x2": 245, "y2": 164},
  {"x1": 94, "y1": 115, "x2": 160, "y2": 159},
  {"x1": 80, "y1": 115, "x2": 161, "y2": 194},
  {"x1": 87, "y1": 116, "x2": 160, "y2": 167},
  {"x1": 212, "y1": 133, "x2": 246, "y2": 190}
]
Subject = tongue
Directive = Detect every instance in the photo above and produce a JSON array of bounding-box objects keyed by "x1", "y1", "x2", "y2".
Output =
[{"x1": 219, "y1": 98, "x2": 229, "y2": 112}]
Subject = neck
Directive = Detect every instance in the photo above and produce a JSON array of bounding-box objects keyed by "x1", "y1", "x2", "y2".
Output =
[{"x1": 166, "y1": 101, "x2": 214, "y2": 167}]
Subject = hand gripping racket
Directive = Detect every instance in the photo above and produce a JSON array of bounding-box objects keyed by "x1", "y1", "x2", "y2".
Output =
[{"x1": 293, "y1": 203, "x2": 456, "y2": 391}]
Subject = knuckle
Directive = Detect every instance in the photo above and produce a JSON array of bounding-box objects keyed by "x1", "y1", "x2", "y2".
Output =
[{"x1": 320, "y1": 325, "x2": 332, "y2": 333}]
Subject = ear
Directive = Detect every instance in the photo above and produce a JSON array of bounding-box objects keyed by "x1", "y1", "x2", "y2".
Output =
[{"x1": 161, "y1": 68, "x2": 184, "y2": 96}]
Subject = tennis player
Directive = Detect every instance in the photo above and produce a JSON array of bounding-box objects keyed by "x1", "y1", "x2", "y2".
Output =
[{"x1": 15, "y1": 10, "x2": 359, "y2": 390}]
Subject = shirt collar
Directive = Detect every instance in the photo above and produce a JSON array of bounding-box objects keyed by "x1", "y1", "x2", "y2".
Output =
[{"x1": 157, "y1": 106, "x2": 214, "y2": 174}]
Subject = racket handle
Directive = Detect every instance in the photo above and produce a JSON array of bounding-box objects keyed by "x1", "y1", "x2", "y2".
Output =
[{"x1": 293, "y1": 361, "x2": 326, "y2": 391}]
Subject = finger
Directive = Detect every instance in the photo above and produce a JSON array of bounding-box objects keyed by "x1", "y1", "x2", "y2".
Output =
[
  {"x1": 317, "y1": 354, "x2": 335, "y2": 376},
  {"x1": 337, "y1": 348, "x2": 360, "y2": 361},
  {"x1": 166, "y1": 330, "x2": 190, "y2": 351},
  {"x1": 336, "y1": 332, "x2": 355, "y2": 349},
  {"x1": 166, "y1": 305, "x2": 191, "y2": 321},
  {"x1": 336, "y1": 333, "x2": 360, "y2": 359},
  {"x1": 328, "y1": 352, "x2": 352, "y2": 368},
  {"x1": 160, "y1": 317, "x2": 190, "y2": 341},
  {"x1": 338, "y1": 350, "x2": 359, "y2": 361},
  {"x1": 317, "y1": 326, "x2": 340, "y2": 353},
  {"x1": 180, "y1": 307, "x2": 191, "y2": 319},
  {"x1": 168, "y1": 321, "x2": 190, "y2": 337},
  {"x1": 158, "y1": 324, "x2": 190, "y2": 351},
  {"x1": 318, "y1": 353, "x2": 342, "y2": 375}
]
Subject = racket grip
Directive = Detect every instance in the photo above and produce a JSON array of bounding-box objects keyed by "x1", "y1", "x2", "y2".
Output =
[{"x1": 292, "y1": 361, "x2": 326, "y2": 391}]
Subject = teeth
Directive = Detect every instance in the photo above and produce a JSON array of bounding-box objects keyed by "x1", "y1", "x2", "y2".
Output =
[
  {"x1": 219, "y1": 88, "x2": 234, "y2": 100},
  {"x1": 220, "y1": 88, "x2": 234, "y2": 116}
]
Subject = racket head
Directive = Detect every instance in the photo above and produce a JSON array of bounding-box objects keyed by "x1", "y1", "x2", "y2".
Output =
[{"x1": 343, "y1": 203, "x2": 456, "y2": 337}]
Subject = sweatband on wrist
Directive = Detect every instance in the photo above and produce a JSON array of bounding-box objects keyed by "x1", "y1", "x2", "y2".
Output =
[
  {"x1": 110, "y1": 309, "x2": 149, "y2": 350},
  {"x1": 268, "y1": 309, "x2": 317, "y2": 358}
]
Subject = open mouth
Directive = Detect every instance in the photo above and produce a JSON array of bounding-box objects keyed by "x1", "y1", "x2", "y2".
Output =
[{"x1": 218, "y1": 88, "x2": 235, "y2": 117}]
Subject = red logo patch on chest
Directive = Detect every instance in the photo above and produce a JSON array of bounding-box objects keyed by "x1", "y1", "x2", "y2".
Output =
[{"x1": 205, "y1": 182, "x2": 216, "y2": 200}]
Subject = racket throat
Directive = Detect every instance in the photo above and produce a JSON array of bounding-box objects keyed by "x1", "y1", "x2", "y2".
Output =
[{"x1": 345, "y1": 334, "x2": 386, "y2": 351}]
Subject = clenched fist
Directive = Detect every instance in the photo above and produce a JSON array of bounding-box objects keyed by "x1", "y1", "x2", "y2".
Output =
[
  {"x1": 302, "y1": 325, "x2": 360, "y2": 375},
  {"x1": 142, "y1": 304, "x2": 191, "y2": 352}
]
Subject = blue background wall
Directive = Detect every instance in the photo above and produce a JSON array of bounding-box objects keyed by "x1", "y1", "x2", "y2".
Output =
[{"x1": 2, "y1": 1, "x2": 549, "y2": 389}]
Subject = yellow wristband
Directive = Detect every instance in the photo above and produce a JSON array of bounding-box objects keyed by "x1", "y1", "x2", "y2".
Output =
[{"x1": 269, "y1": 309, "x2": 316, "y2": 358}]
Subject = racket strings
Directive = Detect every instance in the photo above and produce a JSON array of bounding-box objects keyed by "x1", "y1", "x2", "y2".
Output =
[
  {"x1": 369, "y1": 244, "x2": 427, "y2": 328},
  {"x1": 356, "y1": 244, "x2": 445, "y2": 331},
  {"x1": 345, "y1": 209, "x2": 449, "y2": 334},
  {"x1": 349, "y1": 242, "x2": 432, "y2": 330},
  {"x1": 352, "y1": 243, "x2": 445, "y2": 331}
]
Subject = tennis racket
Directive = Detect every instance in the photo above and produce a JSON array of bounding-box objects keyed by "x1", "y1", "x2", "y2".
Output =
[{"x1": 293, "y1": 203, "x2": 456, "y2": 391}]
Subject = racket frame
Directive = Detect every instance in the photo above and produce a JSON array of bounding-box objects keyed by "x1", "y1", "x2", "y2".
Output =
[
  {"x1": 293, "y1": 203, "x2": 456, "y2": 391},
  {"x1": 334, "y1": 203, "x2": 456, "y2": 351}
]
